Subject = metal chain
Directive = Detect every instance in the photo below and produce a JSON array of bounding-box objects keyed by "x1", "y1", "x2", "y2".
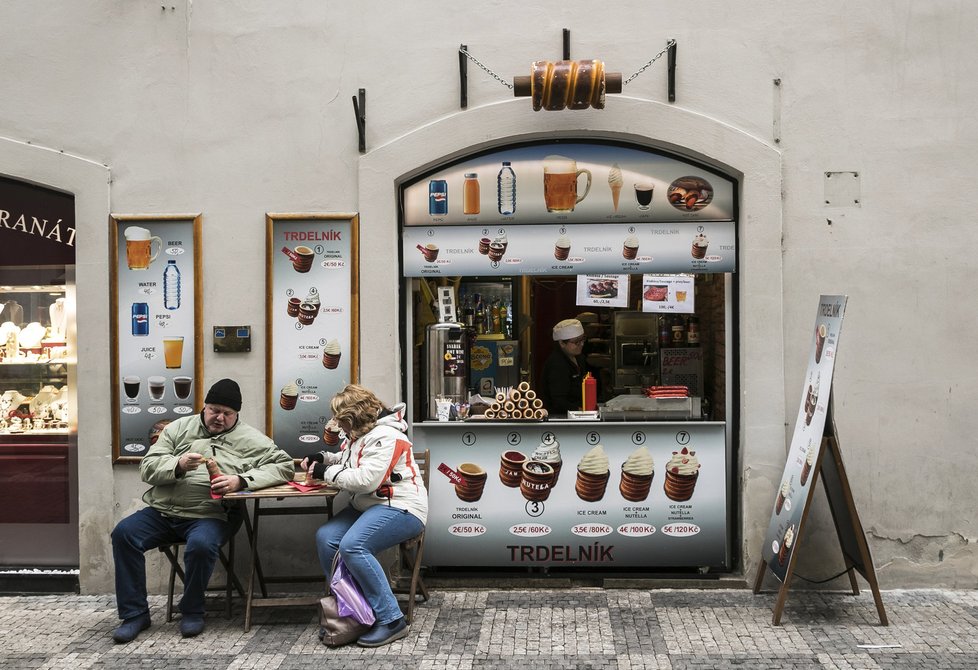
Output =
[
  {"x1": 459, "y1": 46, "x2": 514, "y2": 90},
  {"x1": 623, "y1": 39, "x2": 677, "y2": 86}
]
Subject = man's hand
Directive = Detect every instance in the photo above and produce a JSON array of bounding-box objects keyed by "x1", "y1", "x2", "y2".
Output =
[
  {"x1": 177, "y1": 452, "x2": 206, "y2": 474},
  {"x1": 210, "y1": 474, "x2": 242, "y2": 496}
]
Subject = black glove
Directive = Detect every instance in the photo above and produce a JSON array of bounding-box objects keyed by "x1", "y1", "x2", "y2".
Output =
[
  {"x1": 310, "y1": 462, "x2": 327, "y2": 480},
  {"x1": 304, "y1": 451, "x2": 326, "y2": 464}
]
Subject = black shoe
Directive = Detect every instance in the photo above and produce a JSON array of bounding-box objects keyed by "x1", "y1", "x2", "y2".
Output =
[
  {"x1": 357, "y1": 617, "x2": 408, "y2": 647},
  {"x1": 179, "y1": 615, "x2": 205, "y2": 638},
  {"x1": 112, "y1": 613, "x2": 151, "y2": 644}
]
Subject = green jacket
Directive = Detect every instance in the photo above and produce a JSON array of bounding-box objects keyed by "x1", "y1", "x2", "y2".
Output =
[{"x1": 139, "y1": 413, "x2": 294, "y2": 520}]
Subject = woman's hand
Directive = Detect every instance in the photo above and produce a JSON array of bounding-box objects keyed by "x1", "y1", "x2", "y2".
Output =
[
  {"x1": 306, "y1": 461, "x2": 327, "y2": 481},
  {"x1": 299, "y1": 451, "x2": 326, "y2": 472}
]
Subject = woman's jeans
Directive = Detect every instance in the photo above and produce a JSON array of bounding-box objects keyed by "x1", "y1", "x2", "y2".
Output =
[
  {"x1": 111, "y1": 507, "x2": 229, "y2": 620},
  {"x1": 316, "y1": 504, "x2": 424, "y2": 626}
]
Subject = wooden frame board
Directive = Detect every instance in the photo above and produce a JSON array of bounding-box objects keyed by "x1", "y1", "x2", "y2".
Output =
[
  {"x1": 265, "y1": 213, "x2": 359, "y2": 457},
  {"x1": 109, "y1": 214, "x2": 203, "y2": 463}
]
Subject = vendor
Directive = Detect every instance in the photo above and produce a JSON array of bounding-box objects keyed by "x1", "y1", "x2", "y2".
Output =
[{"x1": 540, "y1": 318, "x2": 590, "y2": 415}]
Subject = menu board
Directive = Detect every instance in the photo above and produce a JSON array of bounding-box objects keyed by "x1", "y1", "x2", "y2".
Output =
[
  {"x1": 415, "y1": 421, "x2": 728, "y2": 568},
  {"x1": 642, "y1": 274, "x2": 695, "y2": 314},
  {"x1": 110, "y1": 215, "x2": 202, "y2": 462},
  {"x1": 402, "y1": 222, "x2": 734, "y2": 277},
  {"x1": 402, "y1": 141, "x2": 735, "y2": 226},
  {"x1": 266, "y1": 214, "x2": 359, "y2": 457},
  {"x1": 761, "y1": 295, "x2": 847, "y2": 581},
  {"x1": 400, "y1": 141, "x2": 735, "y2": 277}
]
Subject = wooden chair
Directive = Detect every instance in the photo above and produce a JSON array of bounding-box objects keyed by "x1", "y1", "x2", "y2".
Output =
[
  {"x1": 158, "y1": 505, "x2": 246, "y2": 621},
  {"x1": 396, "y1": 449, "x2": 430, "y2": 623}
]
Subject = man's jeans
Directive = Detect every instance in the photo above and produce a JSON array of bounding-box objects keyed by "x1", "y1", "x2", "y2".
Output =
[
  {"x1": 111, "y1": 507, "x2": 229, "y2": 620},
  {"x1": 316, "y1": 504, "x2": 424, "y2": 626}
]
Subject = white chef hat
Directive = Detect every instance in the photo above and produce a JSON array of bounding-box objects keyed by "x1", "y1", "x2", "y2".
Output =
[{"x1": 552, "y1": 318, "x2": 584, "y2": 341}]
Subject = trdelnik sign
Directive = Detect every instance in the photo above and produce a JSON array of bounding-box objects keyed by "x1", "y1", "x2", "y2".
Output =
[{"x1": 0, "y1": 175, "x2": 76, "y2": 266}]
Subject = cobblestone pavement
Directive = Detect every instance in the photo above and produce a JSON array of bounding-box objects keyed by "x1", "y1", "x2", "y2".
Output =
[{"x1": 0, "y1": 589, "x2": 976, "y2": 669}]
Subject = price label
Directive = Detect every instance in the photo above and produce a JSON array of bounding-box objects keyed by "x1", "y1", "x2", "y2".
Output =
[
  {"x1": 571, "y1": 524, "x2": 612, "y2": 537},
  {"x1": 449, "y1": 524, "x2": 487, "y2": 537},
  {"x1": 660, "y1": 523, "x2": 700, "y2": 537},
  {"x1": 617, "y1": 523, "x2": 656, "y2": 537},
  {"x1": 509, "y1": 523, "x2": 551, "y2": 537},
  {"x1": 147, "y1": 405, "x2": 167, "y2": 415}
]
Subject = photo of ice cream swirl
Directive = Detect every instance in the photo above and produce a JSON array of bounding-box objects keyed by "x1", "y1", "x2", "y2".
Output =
[
  {"x1": 608, "y1": 163, "x2": 623, "y2": 212},
  {"x1": 578, "y1": 444, "x2": 609, "y2": 475},
  {"x1": 622, "y1": 446, "x2": 654, "y2": 476}
]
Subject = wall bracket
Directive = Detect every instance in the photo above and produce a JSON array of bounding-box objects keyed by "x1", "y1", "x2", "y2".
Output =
[{"x1": 352, "y1": 88, "x2": 366, "y2": 153}]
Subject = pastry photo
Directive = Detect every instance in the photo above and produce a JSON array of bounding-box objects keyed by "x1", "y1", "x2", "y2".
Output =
[{"x1": 667, "y1": 176, "x2": 714, "y2": 212}]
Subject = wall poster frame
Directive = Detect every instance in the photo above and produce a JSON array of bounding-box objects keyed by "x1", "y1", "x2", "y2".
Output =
[
  {"x1": 265, "y1": 213, "x2": 359, "y2": 457},
  {"x1": 109, "y1": 214, "x2": 203, "y2": 463}
]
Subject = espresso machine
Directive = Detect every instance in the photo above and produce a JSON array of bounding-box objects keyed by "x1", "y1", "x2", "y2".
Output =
[{"x1": 424, "y1": 322, "x2": 472, "y2": 420}]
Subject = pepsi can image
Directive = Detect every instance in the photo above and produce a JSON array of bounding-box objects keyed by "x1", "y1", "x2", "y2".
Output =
[
  {"x1": 429, "y1": 179, "x2": 448, "y2": 216},
  {"x1": 132, "y1": 302, "x2": 149, "y2": 336}
]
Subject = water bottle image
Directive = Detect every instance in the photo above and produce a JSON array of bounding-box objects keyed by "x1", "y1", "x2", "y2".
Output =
[
  {"x1": 497, "y1": 161, "x2": 516, "y2": 216},
  {"x1": 163, "y1": 259, "x2": 181, "y2": 310}
]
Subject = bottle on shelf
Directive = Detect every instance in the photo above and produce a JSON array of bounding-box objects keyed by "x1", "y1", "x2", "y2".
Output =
[
  {"x1": 687, "y1": 315, "x2": 700, "y2": 346},
  {"x1": 462, "y1": 293, "x2": 474, "y2": 328},
  {"x1": 473, "y1": 294, "x2": 485, "y2": 334},
  {"x1": 497, "y1": 161, "x2": 516, "y2": 216},
  {"x1": 490, "y1": 298, "x2": 501, "y2": 333},
  {"x1": 163, "y1": 259, "x2": 181, "y2": 311}
]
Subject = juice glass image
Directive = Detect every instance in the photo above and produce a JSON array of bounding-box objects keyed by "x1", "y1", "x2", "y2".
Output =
[
  {"x1": 163, "y1": 336, "x2": 184, "y2": 369},
  {"x1": 676, "y1": 290, "x2": 687, "y2": 302}
]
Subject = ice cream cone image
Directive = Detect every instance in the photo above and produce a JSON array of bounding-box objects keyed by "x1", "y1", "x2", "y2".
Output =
[
  {"x1": 530, "y1": 439, "x2": 562, "y2": 485},
  {"x1": 323, "y1": 339, "x2": 342, "y2": 369},
  {"x1": 619, "y1": 446, "x2": 654, "y2": 502},
  {"x1": 663, "y1": 446, "x2": 701, "y2": 502},
  {"x1": 608, "y1": 163, "x2": 623, "y2": 212},
  {"x1": 775, "y1": 480, "x2": 789, "y2": 515},
  {"x1": 575, "y1": 444, "x2": 610, "y2": 502},
  {"x1": 280, "y1": 381, "x2": 299, "y2": 410},
  {"x1": 778, "y1": 524, "x2": 795, "y2": 565}
]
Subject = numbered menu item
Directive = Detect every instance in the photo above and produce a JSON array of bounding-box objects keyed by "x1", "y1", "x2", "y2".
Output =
[
  {"x1": 113, "y1": 217, "x2": 199, "y2": 459},
  {"x1": 419, "y1": 422, "x2": 728, "y2": 568},
  {"x1": 268, "y1": 216, "x2": 358, "y2": 457}
]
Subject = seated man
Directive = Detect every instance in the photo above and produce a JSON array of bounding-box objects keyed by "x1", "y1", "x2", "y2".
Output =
[{"x1": 110, "y1": 378, "x2": 294, "y2": 643}]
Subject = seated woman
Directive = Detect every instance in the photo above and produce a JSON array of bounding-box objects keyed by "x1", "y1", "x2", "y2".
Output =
[{"x1": 301, "y1": 384, "x2": 427, "y2": 647}]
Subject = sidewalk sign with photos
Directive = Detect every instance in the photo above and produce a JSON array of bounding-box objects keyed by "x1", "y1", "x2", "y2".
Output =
[{"x1": 753, "y1": 295, "x2": 887, "y2": 626}]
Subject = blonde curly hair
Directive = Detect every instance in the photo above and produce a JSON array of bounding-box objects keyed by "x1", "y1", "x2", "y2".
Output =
[{"x1": 330, "y1": 384, "x2": 385, "y2": 440}]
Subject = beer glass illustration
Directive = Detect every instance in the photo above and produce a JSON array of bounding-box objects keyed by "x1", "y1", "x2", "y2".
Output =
[
  {"x1": 124, "y1": 226, "x2": 162, "y2": 270},
  {"x1": 543, "y1": 155, "x2": 592, "y2": 212}
]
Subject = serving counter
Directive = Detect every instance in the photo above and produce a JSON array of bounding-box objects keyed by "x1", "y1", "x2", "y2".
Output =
[{"x1": 410, "y1": 419, "x2": 729, "y2": 570}]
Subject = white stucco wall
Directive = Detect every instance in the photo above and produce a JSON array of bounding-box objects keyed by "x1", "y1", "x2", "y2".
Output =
[{"x1": 1, "y1": 1, "x2": 975, "y2": 591}]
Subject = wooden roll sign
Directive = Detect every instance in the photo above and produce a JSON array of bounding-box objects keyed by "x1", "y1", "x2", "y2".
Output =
[{"x1": 514, "y1": 59, "x2": 623, "y2": 111}]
